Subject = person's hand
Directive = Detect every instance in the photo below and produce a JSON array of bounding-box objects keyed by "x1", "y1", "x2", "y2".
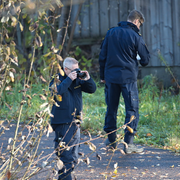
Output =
[
  {"x1": 68, "y1": 71, "x2": 77, "y2": 81},
  {"x1": 101, "y1": 80, "x2": 106, "y2": 84},
  {"x1": 80, "y1": 71, "x2": 90, "y2": 81}
]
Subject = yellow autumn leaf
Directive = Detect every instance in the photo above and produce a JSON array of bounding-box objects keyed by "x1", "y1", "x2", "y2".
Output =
[
  {"x1": 19, "y1": 22, "x2": 24, "y2": 31},
  {"x1": 88, "y1": 142, "x2": 96, "y2": 151},
  {"x1": 9, "y1": 72, "x2": 14, "y2": 82},
  {"x1": 35, "y1": 35, "x2": 43, "y2": 47},
  {"x1": 129, "y1": 115, "x2": 136, "y2": 123},
  {"x1": 29, "y1": 25, "x2": 35, "y2": 32},
  {"x1": 43, "y1": 52, "x2": 52, "y2": 57},
  {"x1": 26, "y1": 95, "x2": 32, "y2": 99},
  {"x1": 39, "y1": 94, "x2": 47, "y2": 100},
  {"x1": 56, "y1": 0, "x2": 63, "y2": 7},
  {"x1": 1, "y1": 16, "x2": 9, "y2": 23},
  {"x1": 53, "y1": 47, "x2": 59, "y2": 53},
  {"x1": 56, "y1": 95, "x2": 62, "y2": 102},
  {"x1": 112, "y1": 175, "x2": 117, "y2": 178},
  {"x1": 11, "y1": 21, "x2": 17, "y2": 27},
  {"x1": 126, "y1": 126, "x2": 133, "y2": 133},
  {"x1": 83, "y1": 157, "x2": 90, "y2": 165},
  {"x1": 56, "y1": 54, "x2": 63, "y2": 61},
  {"x1": 57, "y1": 64, "x2": 64, "y2": 76},
  {"x1": 113, "y1": 169, "x2": 117, "y2": 174},
  {"x1": 146, "y1": 133, "x2": 153, "y2": 137},
  {"x1": 11, "y1": 16, "x2": 17, "y2": 27},
  {"x1": 7, "y1": 47, "x2": 10, "y2": 55}
]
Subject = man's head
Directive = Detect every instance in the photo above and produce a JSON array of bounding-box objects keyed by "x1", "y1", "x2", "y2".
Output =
[
  {"x1": 127, "y1": 10, "x2": 145, "y2": 29},
  {"x1": 63, "y1": 57, "x2": 79, "y2": 76}
]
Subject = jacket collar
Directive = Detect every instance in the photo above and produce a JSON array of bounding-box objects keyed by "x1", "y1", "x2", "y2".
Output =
[{"x1": 118, "y1": 21, "x2": 139, "y2": 34}]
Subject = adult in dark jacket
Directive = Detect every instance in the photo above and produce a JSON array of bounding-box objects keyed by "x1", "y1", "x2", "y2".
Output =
[
  {"x1": 99, "y1": 10, "x2": 150, "y2": 154},
  {"x1": 50, "y1": 57, "x2": 96, "y2": 180}
]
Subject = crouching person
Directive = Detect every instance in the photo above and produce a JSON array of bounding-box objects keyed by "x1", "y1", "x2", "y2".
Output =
[{"x1": 49, "y1": 57, "x2": 96, "y2": 180}]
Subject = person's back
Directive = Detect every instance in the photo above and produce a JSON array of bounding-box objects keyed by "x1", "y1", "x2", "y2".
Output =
[{"x1": 100, "y1": 21, "x2": 149, "y2": 84}]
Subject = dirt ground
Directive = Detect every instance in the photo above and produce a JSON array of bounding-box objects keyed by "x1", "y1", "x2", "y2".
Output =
[{"x1": 1, "y1": 123, "x2": 180, "y2": 180}]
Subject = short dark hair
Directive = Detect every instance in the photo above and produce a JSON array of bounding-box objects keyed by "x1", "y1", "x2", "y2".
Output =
[{"x1": 127, "y1": 10, "x2": 145, "y2": 23}]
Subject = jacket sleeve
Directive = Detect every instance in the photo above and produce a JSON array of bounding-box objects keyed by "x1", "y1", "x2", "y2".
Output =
[
  {"x1": 80, "y1": 77, "x2": 96, "y2": 94},
  {"x1": 49, "y1": 74, "x2": 72, "y2": 95},
  {"x1": 137, "y1": 37, "x2": 150, "y2": 67},
  {"x1": 99, "y1": 32, "x2": 109, "y2": 80}
]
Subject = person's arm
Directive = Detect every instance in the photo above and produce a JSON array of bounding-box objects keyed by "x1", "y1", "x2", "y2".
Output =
[
  {"x1": 137, "y1": 37, "x2": 150, "y2": 67},
  {"x1": 99, "y1": 32, "x2": 109, "y2": 81},
  {"x1": 80, "y1": 71, "x2": 96, "y2": 93},
  {"x1": 49, "y1": 71, "x2": 77, "y2": 95}
]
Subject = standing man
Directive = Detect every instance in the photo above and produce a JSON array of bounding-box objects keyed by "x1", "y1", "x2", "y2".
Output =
[
  {"x1": 50, "y1": 57, "x2": 96, "y2": 180},
  {"x1": 99, "y1": 10, "x2": 150, "y2": 153}
]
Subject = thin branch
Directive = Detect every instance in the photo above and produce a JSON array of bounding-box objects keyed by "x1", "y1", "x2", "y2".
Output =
[
  {"x1": 66, "y1": 0, "x2": 84, "y2": 55},
  {"x1": 59, "y1": 0, "x2": 73, "y2": 56}
]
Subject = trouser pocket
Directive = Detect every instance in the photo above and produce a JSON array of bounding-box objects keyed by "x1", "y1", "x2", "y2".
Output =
[{"x1": 130, "y1": 91, "x2": 139, "y2": 109}]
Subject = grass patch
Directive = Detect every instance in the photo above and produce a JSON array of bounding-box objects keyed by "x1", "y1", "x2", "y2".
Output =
[
  {"x1": 0, "y1": 82, "x2": 49, "y2": 121},
  {"x1": 1, "y1": 75, "x2": 180, "y2": 151},
  {"x1": 82, "y1": 75, "x2": 180, "y2": 151}
]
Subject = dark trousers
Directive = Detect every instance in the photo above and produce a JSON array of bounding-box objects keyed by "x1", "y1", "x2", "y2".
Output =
[
  {"x1": 52, "y1": 123, "x2": 80, "y2": 180},
  {"x1": 104, "y1": 81, "x2": 139, "y2": 144}
]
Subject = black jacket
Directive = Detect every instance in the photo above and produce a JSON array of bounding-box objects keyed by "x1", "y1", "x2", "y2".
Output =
[
  {"x1": 49, "y1": 73, "x2": 96, "y2": 124},
  {"x1": 99, "y1": 21, "x2": 150, "y2": 84}
]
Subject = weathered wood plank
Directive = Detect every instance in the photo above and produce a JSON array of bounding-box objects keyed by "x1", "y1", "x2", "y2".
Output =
[
  {"x1": 109, "y1": 0, "x2": 119, "y2": 28},
  {"x1": 172, "y1": 0, "x2": 180, "y2": 66},
  {"x1": 99, "y1": 0, "x2": 109, "y2": 37},
  {"x1": 71, "y1": 2, "x2": 81, "y2": 38},
  {"x1": 89, "y1": 0, "x2": 100, "y2": 37},
  {"x1": 80, "y1": 0, "x2": 90, "y2": 38},
  {"x1": 149, "y1": 0, "x2": 161, "y2": 66},
  {"x1": 128, "y1": 0, "x2": 135, "y2": 11},
  {"x1": 134, "y1": 0, "x2": 141, "y2": 10},
  {"x1": 119, "y1": 0, "x2": 129, "y2": 21},
  {"x1": 140, "y1": 0, "x2": 152, "y2": 66},
  {"x1": 70, "y1": 0, "x2": 179, "y2": 69},
  {"x1": 159, "y1": 0, "x2": 173, "y2": 66}
]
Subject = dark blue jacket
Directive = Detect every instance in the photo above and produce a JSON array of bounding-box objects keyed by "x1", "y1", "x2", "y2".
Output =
[
  {"x1": 49, "y1": 74, "x2": 96, "y2": 124},
  {"x1": 99, "y1": 21, "x2": 150, "y2": 84}
]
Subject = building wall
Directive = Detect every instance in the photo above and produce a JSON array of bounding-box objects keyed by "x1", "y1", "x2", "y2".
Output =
[{"x1": 69, "y1": 0, "x2": 180, "y2": 86}]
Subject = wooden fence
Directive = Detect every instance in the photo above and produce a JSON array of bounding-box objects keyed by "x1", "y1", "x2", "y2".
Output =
[{"x1": 69, "y1": 0, "x2": 180, "y2": 67}]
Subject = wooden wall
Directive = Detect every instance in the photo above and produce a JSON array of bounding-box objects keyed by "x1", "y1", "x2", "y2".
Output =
[{"x1": 69, "y1": 0, "x2": 180, "y2": 67}]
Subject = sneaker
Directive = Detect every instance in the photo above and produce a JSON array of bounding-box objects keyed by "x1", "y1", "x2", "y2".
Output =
[
  {"x1": 105, "y1": 138, "x2": 117, "y2": 149},
  {"x1": 124, "y1": 144, "x2": 144, "y2": 154}
]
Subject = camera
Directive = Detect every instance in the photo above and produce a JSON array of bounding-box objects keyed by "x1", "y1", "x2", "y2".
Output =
[{"x1": 73, "y1": 68, "x2": 87, "y2": 79}]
